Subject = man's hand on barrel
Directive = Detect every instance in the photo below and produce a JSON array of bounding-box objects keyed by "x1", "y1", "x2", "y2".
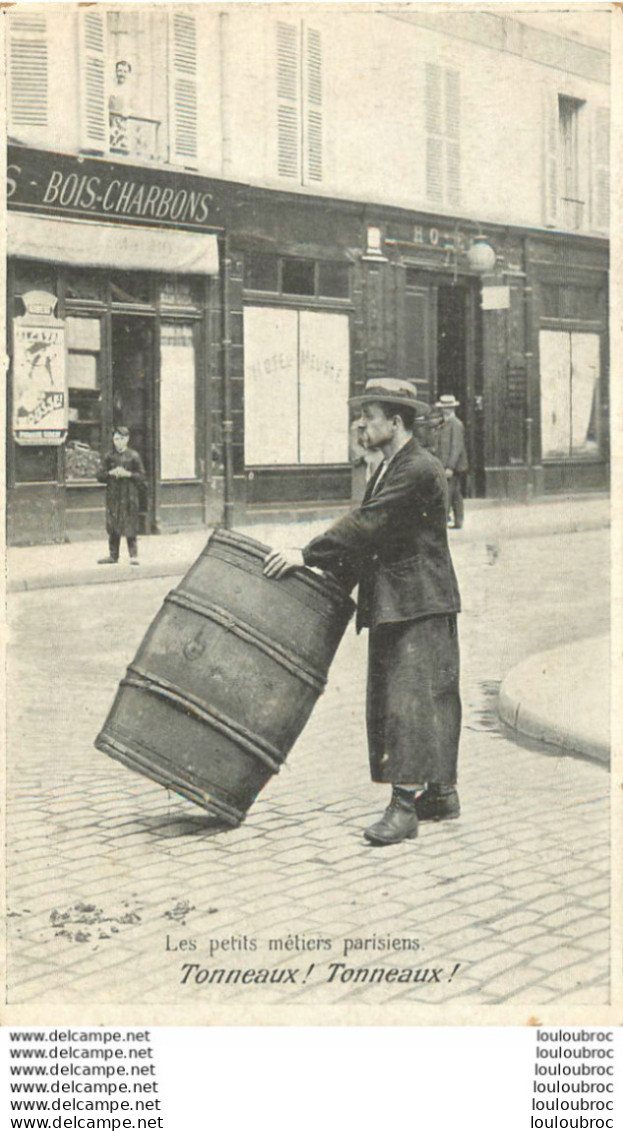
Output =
[{"x1": 263, "y1": 547, "x2": 305, "y2": 579}]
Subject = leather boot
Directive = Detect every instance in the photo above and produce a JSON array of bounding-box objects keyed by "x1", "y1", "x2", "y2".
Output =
[
  {"x1": 364, "y1": 790, "x2": 419, "y2": 846},
  {"x1": 415, "y1": 784, "x2": 460, "y2": 822}
]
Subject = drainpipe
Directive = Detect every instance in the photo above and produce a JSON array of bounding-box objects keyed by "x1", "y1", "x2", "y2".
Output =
[{"x1": 220, "y1": 234, "x2": 234, "y2": 530}]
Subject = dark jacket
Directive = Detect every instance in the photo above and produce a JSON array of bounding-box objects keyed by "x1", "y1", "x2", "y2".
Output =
[
  {"x1": 436, "y1": 415, "x2": 468, "y2": 472},
  {"x1": 302, "y1": 438, "x2": 461, "y2": 632},
  {"x1": 97, "y1": 447, "x2": 146, "y2": 538}
]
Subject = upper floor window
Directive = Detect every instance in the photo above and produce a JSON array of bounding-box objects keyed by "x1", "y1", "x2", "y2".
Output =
[
  {"x1": 7, "y1": 8, "x2": 197, "y2": 167},
  {"x1": 425, "y1": 63, "x2": 461, "y2": 209},
  {"x1": 276, "y1": 21, "x2": 323, "y2": 184},
  {"x1": 81, "y1": 9, "x2": 198, "y2": 165},
  {"x1": 7, "y1": 12, "x2": 49, "y2": 135},
  {"x1": 544, "y1": 89, "x2": 608, "y2": 233}
]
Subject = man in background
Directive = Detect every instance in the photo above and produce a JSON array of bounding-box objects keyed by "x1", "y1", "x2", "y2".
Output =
[{"x1": 435, "y1": 394, "x2": 468, "y2": 529}]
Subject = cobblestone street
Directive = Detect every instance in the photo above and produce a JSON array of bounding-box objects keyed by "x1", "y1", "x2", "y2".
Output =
[{"x1": 6, "y1": 525, "x2": 610, "y2": 1015}]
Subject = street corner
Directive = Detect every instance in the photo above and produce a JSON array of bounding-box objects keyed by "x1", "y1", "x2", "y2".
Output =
[{"x1": 498, "y1": 635, "x2": 610, "y2": 765}]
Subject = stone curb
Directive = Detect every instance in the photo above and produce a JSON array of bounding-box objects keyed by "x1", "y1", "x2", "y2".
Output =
[
  {"x1": 7, "y1": 513, "x2": 610, "y2": 594},
  {"x1": 498, "y1": 636, "x2": 610, "y2": 765}
]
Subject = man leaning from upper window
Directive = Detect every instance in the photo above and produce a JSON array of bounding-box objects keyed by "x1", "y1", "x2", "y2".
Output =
[{"x1": 264, "y1": 377, "x2": 462, "y2": 846}]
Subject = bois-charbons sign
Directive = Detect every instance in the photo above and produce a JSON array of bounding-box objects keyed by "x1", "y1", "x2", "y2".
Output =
[{"x1": 7, "y1": 145, "x2": 224, "y2": 232}]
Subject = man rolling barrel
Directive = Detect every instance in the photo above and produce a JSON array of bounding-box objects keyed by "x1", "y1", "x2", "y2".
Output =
[{"x1": 263, "y1": 378, "x2": 462, "y2": 846}]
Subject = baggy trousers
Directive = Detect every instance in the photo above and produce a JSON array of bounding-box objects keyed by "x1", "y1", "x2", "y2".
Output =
[{"x1": 366, "y1": 614, "x2": 461, "y2": 784}]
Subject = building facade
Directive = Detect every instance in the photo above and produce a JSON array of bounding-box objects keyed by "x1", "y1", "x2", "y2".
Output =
[{"x1": 5, "y1": 6, "x2": 610, "y2": 543}]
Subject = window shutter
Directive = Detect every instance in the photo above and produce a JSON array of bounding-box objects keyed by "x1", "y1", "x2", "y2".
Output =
[
  {"x1": 8, "y1": 12, "x2": 48, "y2": 135},
  {"x1": 303, "y1": 26, "x2": 323, "y2": 183},
  {"x1": 445, "y1": 69, "x2": 461, "y2": 208},
  {"x1": 169, "y1": 12, "x2": 198, "y2": 163},
  {"x1": 425, "y1": 65, "x2": 443, "y2": 203},
  {"x1": 425, "y1": 63, "x2": 442, "y2": 136},
  {"x1": 426, "y1": 138, "x2": 443, "y2": 203},
  {"x1": 543, "y1": 88, "x2": 559, "y2": 227},
  {"x1": 277, "y1": 21, "x2": 300, "y2": 179},
  {"x1": 78, "y1": 11, "x2": 107, "y2": 153},
  {"x1": 78, "y1": 11, "x2": 107, "y2": 152},
  {"x1": 591, "y1": 106, "x2": 610, "y2": 232},
  {"x1": 426, "y1": 64, "x2": 459, "y2": 206}
]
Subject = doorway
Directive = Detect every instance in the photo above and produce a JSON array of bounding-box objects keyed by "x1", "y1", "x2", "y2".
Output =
[
  {"x1": 437, "y1": 284, "x2": 483, "y2": 495},
  {"x1": 404, "y1": 273, "x2": 484, "y2": 497},
  {"x1": 111, "y1": 314, "x2": 156, "y2": 532}
]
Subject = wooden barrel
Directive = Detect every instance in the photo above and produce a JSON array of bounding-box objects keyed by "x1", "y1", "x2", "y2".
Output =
[{"x1": 95, "y1": 529, "x2": 355, "y2": 827}]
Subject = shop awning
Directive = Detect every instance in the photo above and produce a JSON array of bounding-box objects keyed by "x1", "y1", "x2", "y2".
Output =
[{"x1": 7, "y1": 212, "x2": 220, "y2": 275}]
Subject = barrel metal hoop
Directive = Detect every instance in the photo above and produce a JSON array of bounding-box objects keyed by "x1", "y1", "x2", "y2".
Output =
[
  {"x1": 122, "y1": 667, "x2": 286, "y2": 774},
  {"x1": 205, "y1": 539, "x2": 352, "y2": 624},
  {"x1": 95, "y1": 731, "x2": 245, "y2": 826},
  {"x1": 165, "y1": 589, "x2": 327, "y2": 695}
]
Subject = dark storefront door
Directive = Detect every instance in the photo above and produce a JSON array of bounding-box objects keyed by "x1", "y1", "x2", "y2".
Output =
[
  {"x1": 111, "y1": 315, "x2": 156, "y2": 533},
  {"x1": 404, "y1": 273, "x2": 483, "y2": 496}
]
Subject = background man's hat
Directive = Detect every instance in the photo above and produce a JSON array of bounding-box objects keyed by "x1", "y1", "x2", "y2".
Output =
[
  {"x1": 350, "y1": 378, "x2": 430, "y2": 420},
  {"x1": 435, "y1": 394, "x2": 460, "y2": 408},
  {"x1": 113, "y1": 425, "x2": 130, "y2": 436}
]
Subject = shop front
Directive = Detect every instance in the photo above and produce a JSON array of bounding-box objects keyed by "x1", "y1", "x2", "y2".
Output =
[
  {"x1": 7, "y1": 145, "x2": 222, "y2": 545},
  {"x1": 6, "y1": 149, "x2": 609, "y2": 545},
  {"x1": 359, "y1": 213, "x2": 609, "y2": 501}
]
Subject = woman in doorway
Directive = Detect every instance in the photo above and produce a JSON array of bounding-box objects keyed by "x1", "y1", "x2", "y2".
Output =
[{"x1": 97, "y1": 426, "x2": 146, "y2": 565}]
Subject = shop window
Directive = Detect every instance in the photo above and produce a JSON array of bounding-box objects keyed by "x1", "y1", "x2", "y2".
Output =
[
  {"x1": 244, "y1": 254, "x2": 350, "y2": 300},
  {"x1": 244, "y1": 254, "x2": 279, "y2": 293},
  {"x1": 160, "y1": 324, "x2": 196, "y2": 479},
  {"x1": 13, "y1": 445, "x2": 58, "y2": 484},
  {"x1": 13, "y1": 262, "x2": 56, "y2": 300},
  {"x1": 78, "y1": 9, "x2": 197, "y2": 165},
  {"x1": 276, "y1": 21, "x2": 323, "y2": 184},
  {"x1": 282, "y1": 258, "x2": 315, "y2": 296},
  {"x1": 244, "y1": 306, "x2": 349, "y2": 466},
  {"x1": 65, "y1": 317, "x2": 104, "y2": 480},
  {"x1": 158, "y1": 277, "x2": 202, "y2": 309},
  {"x1": 540, "y1": 330, "x2": 601, "y2": 460},
  {"x1": 425, "y1": 64, "x2": 461, "y2": 208},
  {"x1": 541, "y1": 285, "x2": 561, "y2": 320},
  {"x1": 64, "y1": 269, "x2": 107, "y2": 303},
  {"x1": 318, "y1": 262, "x2": 349, "y2": 299},
  {"x1": 110, "y1": 272, "x2": 153, "y2": 305}
]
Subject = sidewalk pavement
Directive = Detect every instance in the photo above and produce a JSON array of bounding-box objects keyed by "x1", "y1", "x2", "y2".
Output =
[
  {"x1": 6, "y1": 491, "x2": 610, "y2": 593},
  {"x1": 499, "y1": 635, "x2": 610, "y2": 765}
]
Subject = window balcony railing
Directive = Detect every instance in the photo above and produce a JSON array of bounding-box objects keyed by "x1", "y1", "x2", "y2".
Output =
[{"x1": 109, "y1": 113, "x2": 161, "y2": 161}]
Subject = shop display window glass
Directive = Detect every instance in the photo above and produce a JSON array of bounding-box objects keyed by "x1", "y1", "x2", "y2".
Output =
[
  {"x1": 64, "y1": 269, "x2": 107, "y2": 303},
  {"x1": 244, "y1": 254, "x2": 279, "y2": 293},
  {"x1": 244, "y1": 306, "x2": 349, "y2": 465},
  {"x1": 13, "y1": 262, "x2": 56, "y2": 302},
  {"x1": 160, "y1": 323, "x2": 196, "y2": 479},
  {"x1": 14, "y1": 445, "x2": 58, "y2": 484},
  {"x1": 281, "y1": 258, "x2": 315, "y2": 296},
  {"x1": 158, "y1": 277, "x2": 202, "y2": 309},
  {"x1": 540, "y1": 330, "x2": 601, "y2": 460},
  {"x1": 318, "y1": 262, "x2": 350, "y2": 299},
  {"x1": 65, "y1": 316, "x2": 104, "y2": 480},
  {"x1": 110, "y1": 271, "x2": 153, "y2": 305}
]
